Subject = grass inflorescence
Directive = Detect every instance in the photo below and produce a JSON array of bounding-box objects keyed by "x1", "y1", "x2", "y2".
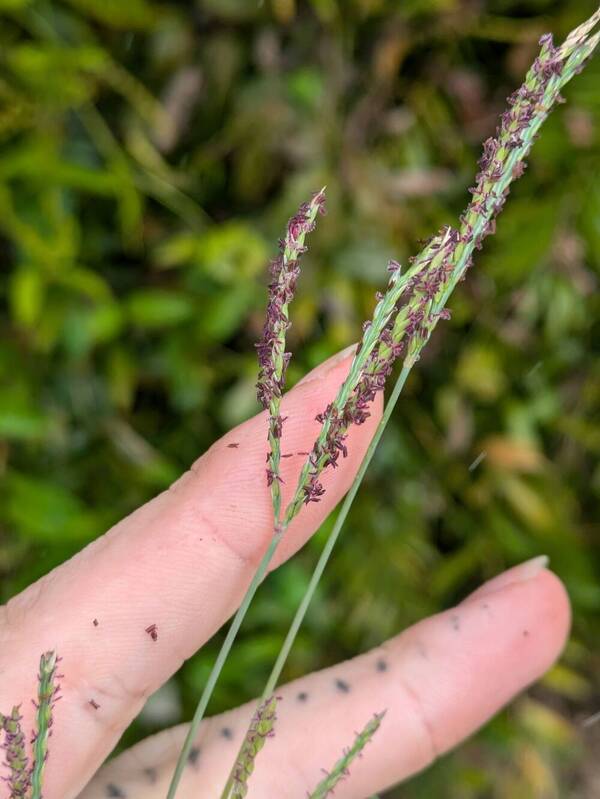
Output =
[
  {"x1": 1, "y1": 706, "x2": 30, "y2": 799},
  {"x1": 306, "y1": 712, "x2": 386, "y2": 799},
  {"x1": 221, "y1": 696, "x2": 279, "y2": 799},
  {"x1": 0, "y1": 651, "x2": 61, "y2": 799},
  {"x1": 256, "y1": 189, "x2": 326, "y2": 519}
]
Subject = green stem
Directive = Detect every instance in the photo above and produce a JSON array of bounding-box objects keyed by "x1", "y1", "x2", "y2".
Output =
[
  {"x1": 165, "y1": 527, "x2": 286, "y2": 799},
  {"x1": 263, "y1": 363, "x2": 411, "y2": 697}
]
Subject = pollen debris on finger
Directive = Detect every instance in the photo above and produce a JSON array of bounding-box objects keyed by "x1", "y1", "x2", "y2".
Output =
[{"x1": 145, "y1": 624, "x2": 158, "y2": 642}]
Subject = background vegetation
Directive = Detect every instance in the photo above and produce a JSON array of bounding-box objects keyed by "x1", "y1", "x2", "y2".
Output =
[{"x1": 0, "y1": 0, "x2": 598, "y2": 796}]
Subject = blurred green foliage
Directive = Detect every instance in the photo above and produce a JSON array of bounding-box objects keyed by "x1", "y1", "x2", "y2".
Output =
[{"x1": 0, "y1": 0, "x2": 599, "y2": 796}]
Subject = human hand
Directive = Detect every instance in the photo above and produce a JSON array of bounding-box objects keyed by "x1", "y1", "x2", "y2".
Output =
[{"x1": 1, "y1": 349, "x2": 570, "y2": 799}]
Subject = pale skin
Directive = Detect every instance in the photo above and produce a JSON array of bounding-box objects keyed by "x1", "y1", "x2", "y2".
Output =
[{"x1": 1, "y1": 349, "x2": 570, "y2": 799}]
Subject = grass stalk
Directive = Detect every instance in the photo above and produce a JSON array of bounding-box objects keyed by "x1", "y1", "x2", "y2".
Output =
[
  {"x1": 165, "y1": 528, "x2": 286, "y2": 799},
  {"x1": 262, "y1": 363, "x2": 412, "y2": 698}
]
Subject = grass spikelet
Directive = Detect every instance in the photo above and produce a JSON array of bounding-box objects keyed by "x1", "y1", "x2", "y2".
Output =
[
  {"x1": 306, "y1": 712, "x2": 385, "y2": 799},
  {"x1": 1, "y1": 706, "x2": 30, "y2": 799},
  {"x1": 221, "y1": 695, "x2": 279, "y2": 799},
  {"x1": 30, "y1": 651, "x2": 61, "y2": 799}
]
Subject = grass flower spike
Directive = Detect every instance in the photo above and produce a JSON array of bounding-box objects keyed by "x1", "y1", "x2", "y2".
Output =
[
  {"x1": 307, "y1": 712, "x2": 385, "y2": 799},
  {"x1": 256, "y1": 189, "x2": 326, "y2": 518},
  {"x1": 220, "y1": 696, "x2": 279, "y2": 799},
  {"x1": 286, "y1": 229, "x2": 456, "y2": 518},
  {"x1": 30, "y1": 651, "x2": 61, "y2": 799},
  {"x1": 0, "y1": 651, "x2": 61, "y2": 799},
  {"x1": 1, "y1": 707, "x2": 30, "y2": 799}
]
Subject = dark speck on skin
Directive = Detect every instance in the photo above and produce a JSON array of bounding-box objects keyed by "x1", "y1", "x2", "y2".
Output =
[
  {"x1": 143, "y1": 767, "x2": 158, "y2": 784},
  {"x1": 376, "y1": 658, "x2": 388, "y2": 672},
  {"x1": 221, "y1": 727, "x2": 233, "y2": 740},
  {"x1": 523, "y1": 629, "x2": 530, "y2": 637},
  {"x1": 335, "y1": 678, "x2": 350, "y2": 693},
  {"x1": 227, "y1": 443, "x2": 239, "y2": 449},
  {"x1": 145, "y1": 623, "x2": 158, "y2": 642},
  {"x1": 450, "y1": 614, "x2": 460, "y2": 631},
  {"x1": 188, "y1": 746, "x2": 201, "y2": 768},
  {"x1": 93, "y1": 618, "x2": 99, "y2": 627},
  {"x1": 106, "y1": 785, "x2": 126, "y2": 798},
  {"x1": 297, "y1": 691, "x2": 308, "y2": 702}
]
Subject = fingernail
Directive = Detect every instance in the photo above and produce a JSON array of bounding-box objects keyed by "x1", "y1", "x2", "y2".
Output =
[
  {"x1": 296, "y1": 344, "x2": 358, "y2": 387},
  {"x1": 464, "y1": 555, "x2": 549, "y2": 603}
]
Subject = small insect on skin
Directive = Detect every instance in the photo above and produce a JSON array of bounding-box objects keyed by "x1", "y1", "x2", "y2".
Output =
[
  {"x1": 93, "y1": 618, "x2": 99, "y2": 626},
  {"x1": 227, "y1": 442, "x2": 239, "y2": 449},
  {"x1": 145, "y1": 623, "x2": 158, "y2": 642},
  {"x1": 89, "y1": 699, "x2": 100, "y2": 710}
]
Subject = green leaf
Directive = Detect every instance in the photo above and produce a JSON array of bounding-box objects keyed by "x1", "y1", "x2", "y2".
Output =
[
  {"x1": 202, "y1": 283, "x2": 257, "y2": 340},
  {"x1": 63, "y1": 0, "x2": 156, "y2": 28},
  {"x1": 0, "y1": 387, "x2": 50, "y2": 441},
  {"x1": 4, "y1": 472, "x2": 105, "y2": 542},
  {"x1": 456, "y1": 345, "x2": 507, "y2": 402},
  {"x1": 61, "y1": 303, "x2": 124, "y2": 355},
  {"x1": 9, "y1": 265, "x2": 45, "y2": 327},
  {"x1": 156, "y1": 223, "x2": 269, "y2": 285},
  {"x1": 126, "y1": 289, "x2": 194, "y2": 329}
]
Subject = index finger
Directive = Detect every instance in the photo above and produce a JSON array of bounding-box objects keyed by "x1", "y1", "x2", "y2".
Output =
[{"x1": 1, "y1": 347, "x2": 382, "y2": 799}]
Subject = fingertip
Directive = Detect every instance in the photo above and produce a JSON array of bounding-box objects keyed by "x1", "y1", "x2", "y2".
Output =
[
  {"x1": 389, "y1": 565, "x2": 572, "y2": 762},
  {"x1": 460, "y1": 560, "x2": 571, "y2": 677},
  {"x1": 530, "y1": 568, "x2": 571, "y2": 669}
]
